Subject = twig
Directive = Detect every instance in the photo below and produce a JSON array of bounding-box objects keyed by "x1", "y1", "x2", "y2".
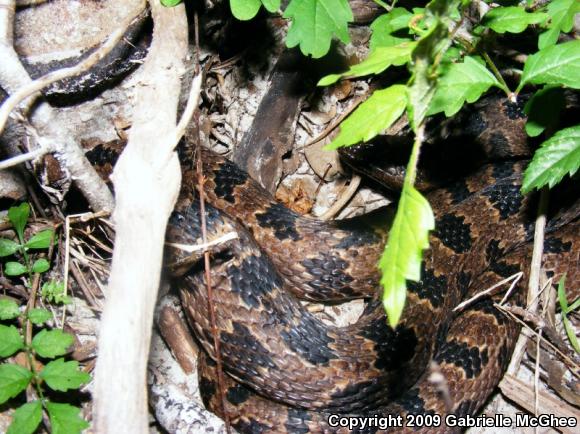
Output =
[
  {"x1": 507, "y1": 188, "x2": 549, "y2": 375},
  {"x1": 496, "y1": 304, "x2": 580, "y2": 375},
  {"x1": 319, "y1": 175, "x2": 362, "y2": 220},
  {"x1": 453, "y1": 272, "x2": 523, "y2": 312},
  {"x1": 0, "y1": 144, "x2": 52, "y2": 170},
  {"x1": 174, "y1": 74, "x2": 203, "y2": 148},
  {"x1": 166, "y1": 231, "x2": 238, "y2": 253}
]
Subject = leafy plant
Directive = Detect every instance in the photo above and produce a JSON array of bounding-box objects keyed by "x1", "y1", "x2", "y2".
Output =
[
  {"x1": 0, "y1": 203, "x2": 54, "y2": 281},
  {"x1": 0, "y1": 298, "x2": 90, "y2": 434},
  {"x1": 0, "y1": 204, "x2": 87, "y2": 433},
  {"x1": 313, "y1": 0, "x2": 579, "y2": 325}
]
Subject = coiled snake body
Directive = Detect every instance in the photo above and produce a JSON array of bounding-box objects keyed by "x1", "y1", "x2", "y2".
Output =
[{"x1": 167, "y1": 145, "x2": 579, "y2": 433}]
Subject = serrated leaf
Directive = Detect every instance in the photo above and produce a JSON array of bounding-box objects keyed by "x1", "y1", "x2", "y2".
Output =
[
  {"x1": 0, "y1": 363, "x2": 32, "y2": 404},
  {"x1": 380, "y1": 184, "x2": 434, "y2": 327},
  {"x1": 0, "y1": 324, "x2": 24, "y2": 357},
  {"x1": 25, "y1": 229, "x2": 54, "y2": 249},
  {"x1": 0, "y1": 299, "x2": 20, "y2": 320},
  {"x1": 517, "y1": 40, "x2": 580, "y2": 92},
  {"x1": 0, "y1": 238, "x2": 20, "y2": 257},
  {"x1": 8, "y1": 203, "x2": 29, "y2": 241},
  {"x1": 370, "y1": 8, "x2": 413, "y2": 50},
  {"x1": 522, "y1": 125, "x2": 580, "y2": 193},
  {"x1": 539, "y1": 0, "x2": 580, "y2": 49},
  {"x1": 45, "y1": 402, "x2": 89, "y2": 434},
  {"x1": 230, "y1": 0, "x2": 262, "y2": 20},
  {"x1": 7, "y1": 401, "x2": 42, "y2": 434},
  {"x1": 318, "y1": 42, "x2": 415, "y2": 86},
  {"x1": 428, "y1": 56, "x2": 501, "y2": 117},
  {"x1": 32, "y1": 258, "x2": 50, "y2": 274},
  {"x1": 482, "y1": 6, "x2": 547, "y2": 34},
  {"x1": 326, "y1": 84, "x2": 407, "y2": 149},
  {"x1": 524, "y1": 86, "x2": 565, "y2": 137},
  {"x1": 284, "y1": 0, "x2": 353, "y2": 58},
  {"x1": 40, "y1": 358, "x2": 91, "y2": 392},
  {"x1": 27, "y1": 308, "x2": 53, "y2": 325},
  {"x1": 5, "y1": 262, "x2": 27, "y2": 276},
  {"x1": 31, "y1": 329, "x2": 74, "y2": 358}
]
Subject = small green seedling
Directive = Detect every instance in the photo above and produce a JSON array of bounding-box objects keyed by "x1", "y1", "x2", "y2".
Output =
[{"x1": 0, "y1": 203, "x2": 54, "y2": 282}]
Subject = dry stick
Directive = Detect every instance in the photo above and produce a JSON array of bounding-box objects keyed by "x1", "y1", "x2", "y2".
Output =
[
  {"x1": 507, "y1": 189, "x2": 549, "y2": 378},
  {"x1": 319, "y1": 175, "x2": 362, "y2": 220},
  {"x1": 191, "y1": 10, "x2": 232, "y2": 433},
  {"x1": 92, "y1": 1, "x2": 193, "y2": 432},
  {"x1": 0, "y1": 145, "x2": 52, "y2": 170}
]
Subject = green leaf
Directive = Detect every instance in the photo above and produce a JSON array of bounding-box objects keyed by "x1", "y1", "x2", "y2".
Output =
[
  {"x1": 407, "y1": 19, "x2": 447, "y2": 130},
  {"x1": 482, "y1": 6, "x2": 547, "y2": 34},
  {"x1": 318, "y1": 42, "x2": 415, "y2": 86},
  {"x1": 0, "y1": 238, "x2": 20, "y2": 257},
  {"x1": 27, "y1": 308, "x2": 53, "y2": 325},
  {"x1": 25, "y1": 229, "x2": 54, "y2": 249},
  {"x1": 45, "y1": 402, "x2": 89, "y2": 434},
  {"x1": 517, "y1": 40, "x2": 580, "y2": 92},
  {"x1": 326, "y1": 84, "x2": 407, "y2": 149},
  {"x1": 521, "y1": 125, "x2": 580, "y2": 193},
  {"x1": 539, "y1": 0, "x2": 580, "y2": 49},
  {"x1": 5, "y1": 262, "x2": 27, "y2": 276},
  {"x1": 0, "y1": 363, "x2": 32, "y2": 404},
  {"x1": 160, "y1": 0, "x2": 182, "y2": 6},
  {"x1": 524, "y1": 86, "x2": 565, "y2": 137},
  {"x1": 380, "y1": 184, "x2": 435, "y2": 327},
  {"x1": 7, "y1": 401, "x2": 43, "y2": 434},
  {"x1": 8, "y1": 203, "x2": 29, "y2": 241},
  {"x1": 230, "y1": 0, "x2": 262, "y2": 20},
  {"x1": 31, "y1": 329, "x2": 74, "y2": 359},
  {"x1": 557, "y1": 275, "x2": 580, "y2": 353},
  {"x1": 32, "y1": 258, "x2": 50, "y2": 274},
  {"x1": 428, "y1": 56, "x2": 501, "y2": 117},
  {"x1": 0, "y1": 324, "x2": 24, "y2": 357},
  {"x1": 0, "y1": 299, "x2": 20, "y2": 320},
  {"x1": 284, "y1": 0, "x2": 353, "y2": 58},
  {"x1": 261, "y1": 0, "x2": 280, "y2": 12},
  {"x1": 40, "y1": 358, "x2": 91, "y2": 392},
  {"x1": 370, "y1": 8, "x2": 413, "y2": 50},
  {"x1": 42, "y1": 281, "x2": 71, "y2": 305}
]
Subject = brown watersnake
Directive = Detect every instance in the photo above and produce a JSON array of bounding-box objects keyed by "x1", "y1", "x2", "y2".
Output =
[{"x1": 165, "y1": 97, "x2": 579, "y2": 433}]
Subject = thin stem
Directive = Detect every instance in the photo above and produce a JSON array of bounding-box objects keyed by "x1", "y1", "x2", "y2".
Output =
[{"x1": 481, "y1": 51, "x2": 512, "y2": 98}]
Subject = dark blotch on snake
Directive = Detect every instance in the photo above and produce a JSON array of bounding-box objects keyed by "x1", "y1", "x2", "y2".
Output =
[
  {"x1": 360, "y1": 319, "x2": 418, "y2": 370},
  {"x1": 256, "y1": 203, "x2": 301, "y2": 241},
  {"x1": 407, "y1": 264, "x2": 447, "y2": 308},
  {"x1": 433, "y1": 213, "x2": 473, "y2": 254},
  {"x1": 213, "y1": 158, "x2": 249, "y2": 204},
  {"x1": 226, "y1": 383, "x2": 252, "y2": 405},
  {"x1": 285, "y1": 408, "x2": 311, "y2": 434},
  {"x1": 280, "y1": 315, "x2": 338, "y2": 365},
  {"x1": 227, "y1": 254, "x2": 280, "y2": 309},
  {"x1": 397, "y1": 388, "x2": 435, "y2": 416},
  {"x1": 483, "y1": 183, "x2": 523, "y2": 219},
  {"x1": 220, "y1": 323, "x2": 276, "y2": 373},
  {"x1": 544, "y1": 236, "x2": 572, "y2": 253},
  {"x1": 435, "y1": 340, "x2": 489, "y2": 379}
]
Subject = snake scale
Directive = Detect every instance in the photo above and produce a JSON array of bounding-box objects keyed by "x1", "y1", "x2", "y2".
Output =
[{"x1": 166, "y1": 103, "x2": 579, "y2": 433}]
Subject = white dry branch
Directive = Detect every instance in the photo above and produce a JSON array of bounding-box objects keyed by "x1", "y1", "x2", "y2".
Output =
[{"x1": 92, "y1": 1, "x2": 197, "y2": 433}]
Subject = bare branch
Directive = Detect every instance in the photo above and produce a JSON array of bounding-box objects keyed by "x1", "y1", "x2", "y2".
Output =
[{"x1": 92, "y1": 0, "x2": 191, "y2": 432}]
